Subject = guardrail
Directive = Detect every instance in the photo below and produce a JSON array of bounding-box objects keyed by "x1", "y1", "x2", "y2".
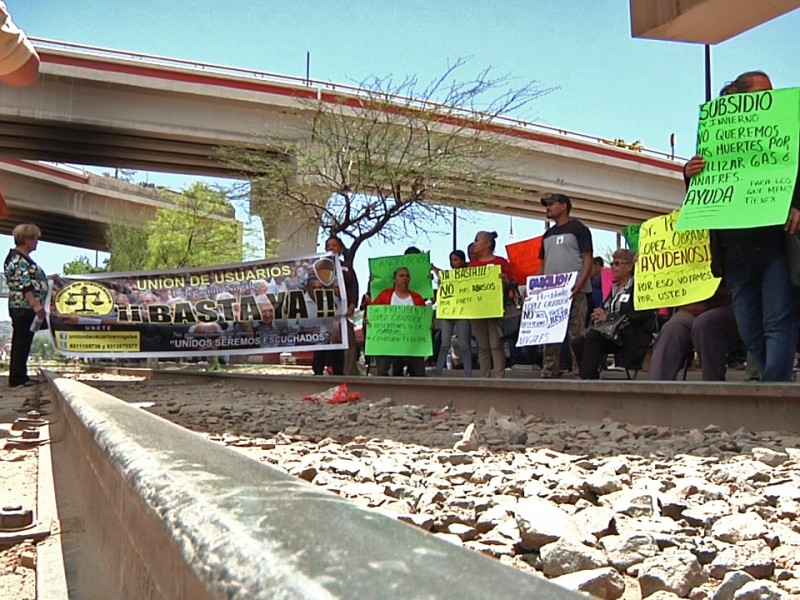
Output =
[{"x1": 44, "y1": 370, "x2": 582, "y2": 599}]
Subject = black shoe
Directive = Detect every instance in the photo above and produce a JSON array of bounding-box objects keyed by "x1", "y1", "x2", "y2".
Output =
[{"x1": 10, "y1": 379, "x2": 39, "y2": 388}]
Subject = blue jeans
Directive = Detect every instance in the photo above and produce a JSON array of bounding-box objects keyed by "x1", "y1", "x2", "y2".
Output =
[
  {"x1": 435, "y1": 319, "x2": 472, "y2": 376},
  {"x1": 724, "y1": 247, "x2": 799, "y2": 381}
]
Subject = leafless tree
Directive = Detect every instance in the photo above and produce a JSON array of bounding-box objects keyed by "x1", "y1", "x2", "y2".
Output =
[{"x1": 222, "y1": 59, "x2": 553, "y2": 261}]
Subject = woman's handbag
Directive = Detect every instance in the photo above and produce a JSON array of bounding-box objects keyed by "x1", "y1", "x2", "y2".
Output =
[
  {"x1": 500, "y1": 285, "x2": 523, "y2": 340},
  {"x1": 588, "y1": 314, "x2": 629, "y2": 346}
]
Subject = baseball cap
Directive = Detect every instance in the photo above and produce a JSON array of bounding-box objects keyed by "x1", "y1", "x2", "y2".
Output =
[{"x1": 540, "y1": 193, "x2": 572, "y2": 209}]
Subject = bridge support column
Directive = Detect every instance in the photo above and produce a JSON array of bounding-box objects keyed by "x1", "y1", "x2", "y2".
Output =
[{"x1": 250, "y1": 181, "x2": 328, "y2": 257}]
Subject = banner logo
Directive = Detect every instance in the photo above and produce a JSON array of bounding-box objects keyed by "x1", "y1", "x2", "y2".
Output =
[
  {"x1": 55, "y1": 281, "x2": 114, "y2": 316},
  {"x1": 313, "y1": 257, "x2": 337, "y2": 286}
]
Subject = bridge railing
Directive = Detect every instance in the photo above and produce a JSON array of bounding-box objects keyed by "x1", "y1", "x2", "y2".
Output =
[{"x1": 31, "y1": 38, "x2": 683, "y2": 165}]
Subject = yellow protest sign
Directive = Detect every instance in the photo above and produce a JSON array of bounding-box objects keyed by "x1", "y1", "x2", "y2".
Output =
[
  {"x1": 436, "y1": 265, "x2": 503, "y2": 319},
  {"x1": 635, "y1": 209, "x2": 721, "y2": 310}
]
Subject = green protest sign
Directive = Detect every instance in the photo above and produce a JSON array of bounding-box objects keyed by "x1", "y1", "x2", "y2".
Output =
[
  {"x1": 621, "y1": 224, "x2": 641, "y2": 253},
  {"x1": 677, "y1": 87, "x2": 800, "y2": 231},
  {"x1": 436, "y1": 264, "x2": 503, "y2": 319},
  {"x1": 368, "y1": 252, "x2": 434, "y2": 299},
  {"x1": 365, "y1": 305, "x2": 433, "y2": 356}
]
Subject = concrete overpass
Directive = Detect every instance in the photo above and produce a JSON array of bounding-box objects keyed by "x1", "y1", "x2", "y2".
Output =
[
  {"x1": 0, "y1": 40, "x2": 686, "y2": 251},
  {"x1": 630, "y1": 0, "x2": 800, "y2": 44},
  {"x1": 0, "y1": 159, "x2": 229, "y2": 250}
]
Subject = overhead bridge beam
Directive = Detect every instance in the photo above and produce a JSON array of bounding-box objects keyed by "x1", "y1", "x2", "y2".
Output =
[
  {"x1": 0, "y1": 119, "x2": 286, "y2": 178},
  {"x1": 0, "y1": 160, "x2": 235, "y2": 250},
  {"x1": 630, "y1": 0, "x2": 800, "y2": 44}
]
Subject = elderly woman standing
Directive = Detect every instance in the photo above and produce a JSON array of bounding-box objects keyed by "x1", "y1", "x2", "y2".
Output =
[
  {"x1": 570, "y1": 248, "x2": 655, "y2": 379},
  {"x1": 469, "y1": 231, "x2": 515, "y2": 378},
  {"x1": 4, "y1": 224, "x2": 47, "y2": 387}
]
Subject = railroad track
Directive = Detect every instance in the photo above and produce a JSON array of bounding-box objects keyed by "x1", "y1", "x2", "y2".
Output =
[
  {"x1": 7, "y1": 368, "x2": 800, "y2": 599},
  {"x1": 13, "y1": 368, "x2": 590, "y2": 599},
  {"x1": 114, "y1": 366, "x2": 800, "y2": 434}
]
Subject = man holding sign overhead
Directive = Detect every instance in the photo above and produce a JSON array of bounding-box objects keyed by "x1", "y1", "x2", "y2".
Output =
[
  {"x1": 538, "y1": 194, "x2": 593, "y2": 378},
  {"x1": 682, "y1": 71, "x2": 799, "y2": 381}
]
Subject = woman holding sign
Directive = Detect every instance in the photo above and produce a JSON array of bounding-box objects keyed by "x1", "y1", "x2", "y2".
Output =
[
  {"x1": 469, "y1": 231, "x2": 515, "y2": 378},
  {"x1": 571, "y1": 249, "x2": 656, "y2": 379},
  {"x1": 684, "y1": 71, "x2": 800, "y2": 381},
  {"x1": 435, "y1": 250, "x2": 473, "y2": 377},
  {"x1": 371, "y1": 267, "x2": 427, "y2": 377}
]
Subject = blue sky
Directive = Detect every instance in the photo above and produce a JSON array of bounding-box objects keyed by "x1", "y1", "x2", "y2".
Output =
[{"x1": 3, "y1": 1, "x2": 800, "y2": 310}]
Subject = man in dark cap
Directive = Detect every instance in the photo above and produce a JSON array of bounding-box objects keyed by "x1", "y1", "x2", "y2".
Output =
[{"x1": 538, "y1": 193, "x2": 593, "y2": 378}]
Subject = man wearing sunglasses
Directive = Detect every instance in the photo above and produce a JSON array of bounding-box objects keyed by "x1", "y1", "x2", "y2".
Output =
[{"x1": 538, "y1": 193, "x2": 594, "y2": 378}]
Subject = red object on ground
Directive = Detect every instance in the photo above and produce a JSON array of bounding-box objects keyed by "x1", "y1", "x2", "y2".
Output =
[{"x1": 301, "y1": 383, "x2": 361, "y2": 404}]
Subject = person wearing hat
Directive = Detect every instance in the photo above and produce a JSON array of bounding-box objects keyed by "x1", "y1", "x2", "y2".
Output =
[{"x1": 538, "y1": 193, "x2": 594, "y2": 378}]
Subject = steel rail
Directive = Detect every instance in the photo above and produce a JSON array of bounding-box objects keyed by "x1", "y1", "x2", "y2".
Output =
[
  {"x1": 42, "y1": 369, "x2": 583, "y2": 599},
  {"x1": 135, "y1": 369, "x2": 800, "y2": 435},
  {"x1": 32, "y1": 366, "x2": 800, "y2": 598}
]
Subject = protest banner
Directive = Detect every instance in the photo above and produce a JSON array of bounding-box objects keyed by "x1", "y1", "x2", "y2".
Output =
[
  {"x1": 369, "y1": 252, "x2": 434, "y2": 299},
  {"x1": 677, "y1": 87, "x2": 800, "y2": 231},
  {"x1": 436, "y1": 265, "x2": 503, "y2": 320},
  {"x1": 621, "y1": 224, "x2": 641, "y2": 253},
  {"x1": 635, "y1": 209, "x2": 721, "y2": 310},
  {"x1": 505, "y1": 236, "x2": 543, "y2": 284},
  {"x1": 365, "y1": 305, "x2": 433, "y2": 356},
  {"x1": 47, "y1": 253, "x2": 349, "y2": 358},
  {"x1": 516, "y1": 272, "x2": 577, "y2": 347}
]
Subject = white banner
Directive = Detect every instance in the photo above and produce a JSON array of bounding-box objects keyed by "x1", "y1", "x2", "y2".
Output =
[{"x1": 516, "y1": 272, "x2": 577, "y2": 347}]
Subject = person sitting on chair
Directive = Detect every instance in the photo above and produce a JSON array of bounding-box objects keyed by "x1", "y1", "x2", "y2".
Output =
[
  {"x1": 571, "y1": 249, "x2": 655, "y2": 379},
  {"x1": 648, "y1": 287, "x2": 739, "y2": 381}
]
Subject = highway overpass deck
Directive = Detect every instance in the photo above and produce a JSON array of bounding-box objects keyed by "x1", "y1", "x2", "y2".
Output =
[
  {"x1": 0, "y1": 39, "x2": 686, "y2": 249},
  {"x1": 0, "y1": 159, "x2": 233, "y2": 250}
]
